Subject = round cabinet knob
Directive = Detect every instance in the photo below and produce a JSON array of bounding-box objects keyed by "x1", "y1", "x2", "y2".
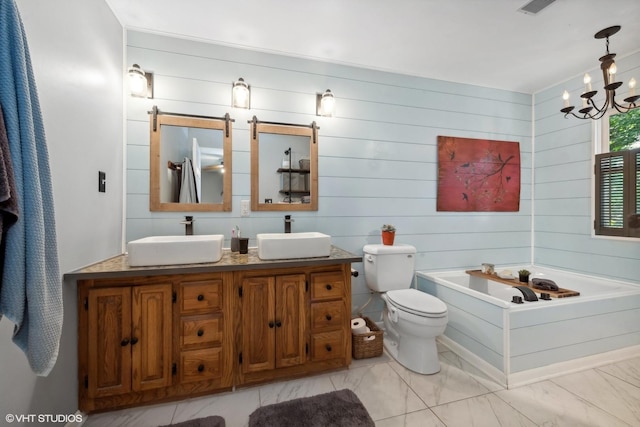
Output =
[
  {"x1": 325, "y1": 344, "x2": 332, "y2": 352},
  {"x1": 275, "y1": 321, "x2": 282, "y2": 328},
  {"x1": 197, "y1": 364, "x2": 205, "y2": 372},
  {"x1": 130, "y1": 337, "x2": 139, "y2": 345},
  {"x1": 325, "y1": 314, "x2": 332, "y2": 321},
  {"x1": 120, "y1": 338, "x2": 130, "y2": 346},
  {"x1": 325, "y1": 284, "x2": 332, "y2": 290},
  {"x1": 197, "y1": 329, "x2": 204, "y2": 337},
  {"x1": 268, "y1": 321, "x2": 275, "y2": 328},
  {"x1": 197, "y1": 294, "x2": 204, "y2": 301}
]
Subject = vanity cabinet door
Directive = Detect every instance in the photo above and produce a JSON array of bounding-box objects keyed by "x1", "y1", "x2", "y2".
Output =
[
  {"x1": 131, "y1": 284, "x2": 173, "y2": 391},
  {"x1": 87, "y1": 287, "x2": 132, "y2": 399},
  {"x1": 240, "y1": 274, "x2": 306, "y2": 374},
  {"x1": 274, "y1": 274, "x2": 306, "y2": 368},
  {"x1": 241, "y1": 276, "x2": 276, "y2": 374},
  {"x1": 86, "y1": 283, "x2": 172, "y2": 398}
]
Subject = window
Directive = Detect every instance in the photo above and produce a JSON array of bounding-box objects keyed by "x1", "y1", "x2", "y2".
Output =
[{"x1": 595, "y1": 109, "x2": 640, "y2": 237}]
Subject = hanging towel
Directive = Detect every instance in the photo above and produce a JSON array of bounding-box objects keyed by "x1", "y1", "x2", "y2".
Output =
[
  {"x1": 0, "y1": 106, "x2": 19, "y2": 275},
  {"x1": 0, "y1": 0, "x2": 62, "y2": 376},
  {"x1": 179, "y1": 157, "x2": 198, "y2": 203}
]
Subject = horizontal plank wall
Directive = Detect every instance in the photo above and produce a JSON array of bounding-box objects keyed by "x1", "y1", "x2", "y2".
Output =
[
  {"x1": 533, "y1": 51, "x2": 640, "y2": 283},
  {"x1": 126, "y1": 31, "x2": 533, "y2": 317}
]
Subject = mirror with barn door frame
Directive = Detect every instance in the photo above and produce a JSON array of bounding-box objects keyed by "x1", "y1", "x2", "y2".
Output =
[
  {"x1": 250, "y1": 117, "x2": 318, "y2": 211},
  {"x1": 149, "y1": 107, "x2": 233, "y2": 211}
]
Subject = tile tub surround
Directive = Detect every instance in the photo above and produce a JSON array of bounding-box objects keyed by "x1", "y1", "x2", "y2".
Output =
[
  {"x1": 82, "y1": 351, "x2": 640, "y2": 427},
  {"x1": 416, "y1": 267, "x2": 640, "y2": 388}
]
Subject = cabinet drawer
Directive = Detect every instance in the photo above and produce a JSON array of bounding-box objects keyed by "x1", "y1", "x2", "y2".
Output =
[
  {"x1": 310, "y1": 301, "x2": 345, "y2": 331},
  {"x1": 180, "y1": 280, "x2": 222, "y2": 313},
  {"x1": 311, "y1": 330, "x2": 345, "y2": 361},
  {"x1": 180, "y1": 314, "x2": 223, "y2": 349},
  {"x1": 179, "y1": 348, "x2": 222, "y2": 383},
  {"x1": 310, "y1": 272, "x2": 344, "y2": 301}
]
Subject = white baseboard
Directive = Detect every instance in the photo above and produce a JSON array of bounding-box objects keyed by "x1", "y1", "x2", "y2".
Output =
[
  {"x1": 507, "y1": 344, "x2": 640, "y2": 388},
  {"x1": 438, "y1": 336, "x2": 640, "y2": 389}
]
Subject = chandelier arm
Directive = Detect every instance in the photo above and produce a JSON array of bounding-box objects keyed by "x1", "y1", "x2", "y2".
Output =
[{"x1": 612, "y1": 98, "x2": 639, "y2": 114}]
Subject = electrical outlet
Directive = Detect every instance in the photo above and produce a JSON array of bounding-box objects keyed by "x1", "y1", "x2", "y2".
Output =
[{"x1": 240, "y1": 200, "x2": 250, "y2": 217}]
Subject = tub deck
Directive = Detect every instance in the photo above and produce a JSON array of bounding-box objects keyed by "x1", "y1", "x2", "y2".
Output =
[{"x1": 466, "y1": 270, "x2": 580, "y2": 298}]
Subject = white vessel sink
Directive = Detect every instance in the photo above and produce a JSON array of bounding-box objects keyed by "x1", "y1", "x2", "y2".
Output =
[
  {"x1": 127, "y1": 235, "x2": 224, "y2": 267},
  {"x1": 257, "y1": 232, "x2": 331, "y2": 260}
]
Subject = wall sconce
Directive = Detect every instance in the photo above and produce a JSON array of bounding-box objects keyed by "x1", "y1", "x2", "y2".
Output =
[
  {"x1": 232, "y1": 78, "x2": 251, "y2": 109},
  {"x1": 127, "y1": 64, "x2": 153, "y2": 98},
  {"x1": 316, "y1": 89, "x2": 335, "y2": 116}
]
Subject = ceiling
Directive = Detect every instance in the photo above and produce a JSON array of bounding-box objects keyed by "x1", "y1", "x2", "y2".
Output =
[{"x1": 105, "y1": 0, "x2": 640, "y2": 94}]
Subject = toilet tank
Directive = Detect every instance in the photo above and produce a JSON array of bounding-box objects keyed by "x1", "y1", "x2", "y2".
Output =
[{"x1": 363, "y1": 244, "x2": 417, "y2": 292}]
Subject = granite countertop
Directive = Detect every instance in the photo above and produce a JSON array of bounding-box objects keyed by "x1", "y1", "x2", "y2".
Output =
[{"x1": 66, "y1": 245, "x2": 362, "y2": 280}]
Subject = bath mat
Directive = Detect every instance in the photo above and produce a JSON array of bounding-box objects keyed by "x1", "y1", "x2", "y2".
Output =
[
  {"x1": 249, "y1": 389, "x2": 374, "y2": 427},
  {"x1": 159, "y1": 415, "x2": 225, "y2": 427}
]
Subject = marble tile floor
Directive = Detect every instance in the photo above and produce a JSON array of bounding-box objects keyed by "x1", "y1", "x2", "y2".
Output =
[{"x1": 83, "y1": 349, "x2": 640, "y2": 427}]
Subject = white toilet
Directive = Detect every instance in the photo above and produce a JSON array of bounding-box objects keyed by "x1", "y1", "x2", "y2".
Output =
[{"x1": 363, "y1": 244, "x2": 448, "y2": 374}]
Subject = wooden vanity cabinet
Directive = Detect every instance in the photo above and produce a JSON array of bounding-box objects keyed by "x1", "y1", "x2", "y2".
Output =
[
  {"x1": 77, "y1": 260, "x2": 353, "y2": 412},
  {"x1": 235, "y1": 264, "x2": 352, "y2": 386}
]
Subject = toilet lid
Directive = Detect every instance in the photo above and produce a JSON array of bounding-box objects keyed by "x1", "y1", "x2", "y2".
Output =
[{"x1": 386, "y1": 289, "x2": 447, "y2": 317}]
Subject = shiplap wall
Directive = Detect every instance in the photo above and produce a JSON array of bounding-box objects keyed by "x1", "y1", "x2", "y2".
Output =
[
  {"x1": 126, "y1": 31, "x2": 532, "y2": 315},
  {"x1": 533, "y1": 51, "x2": 640, "y2": 283}
]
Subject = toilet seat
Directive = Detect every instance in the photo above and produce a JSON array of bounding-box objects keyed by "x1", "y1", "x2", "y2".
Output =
[{"x1": 386, "y1": 289, "x2": 447, "y2": 318}]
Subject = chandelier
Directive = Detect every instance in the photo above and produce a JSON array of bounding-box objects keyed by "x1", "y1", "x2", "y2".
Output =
[{"x1": 560, "y1": 25, "x2": 638, "y2": 120}]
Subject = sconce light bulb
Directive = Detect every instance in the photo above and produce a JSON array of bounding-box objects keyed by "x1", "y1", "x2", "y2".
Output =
[
  {"x1": 128, "y1": 64, "x2": 148, "y2": 97},
  {"x1": 320, "y1": 90, "x2": 335, "y2": 116},
  {"x1": 232, "y1": 78, "x2": 250, "y2": 109},
  {"x1": 630, "y1": 77, "x2": 637, "y2": 97}
]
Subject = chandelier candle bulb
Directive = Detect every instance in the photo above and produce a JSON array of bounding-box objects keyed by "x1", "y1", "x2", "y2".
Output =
[
  {"x1": 609, "y1": 63, "x2": 617, "y2": 83},
  {"x1": 630, "y1": 78, "x2": 637, "y2": 97},
  {"x1": 583, "y1": 73, "x2": 592, "y2": 93},
  {"x1": 562, "y1": 90, "x2": 570, "y2": 108}
]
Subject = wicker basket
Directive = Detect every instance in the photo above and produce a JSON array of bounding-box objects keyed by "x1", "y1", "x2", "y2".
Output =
[{"x1": 352, "y1": 317, "x2": 383, "y2": 359}]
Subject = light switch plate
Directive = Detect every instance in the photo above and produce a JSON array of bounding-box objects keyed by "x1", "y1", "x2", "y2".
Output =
[
  {"x1": 98, "y1": 171, "x2": 106, "y2": 193},
  {"x1": 240, "y1": 200, "x2": 250, "y2": 217}
]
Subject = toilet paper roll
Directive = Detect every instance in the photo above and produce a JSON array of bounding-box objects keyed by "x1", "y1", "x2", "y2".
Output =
[
  {"x1": 363, "y1": 335, "x2": 376, "y2": 342},
  {"x1": 351, "y1": 318, "x2": 367, "y2": 335}
]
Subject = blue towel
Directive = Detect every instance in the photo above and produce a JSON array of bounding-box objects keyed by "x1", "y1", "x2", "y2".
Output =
[{"x1": 0, "y1": 0, "x2": 62, "y2": 376}]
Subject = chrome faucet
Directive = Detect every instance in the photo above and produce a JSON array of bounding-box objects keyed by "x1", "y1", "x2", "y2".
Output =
[
  {"x1": 284, "y1": 215, "x2": 294, "y2": 233},
  {"x1": 181, "y1": 216, "x2": 194, "y2": 235}
]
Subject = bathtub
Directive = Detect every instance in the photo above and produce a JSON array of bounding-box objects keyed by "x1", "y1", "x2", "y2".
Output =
[{"x1": 416, "y1": 266, "x2": 640, "y2": 388}]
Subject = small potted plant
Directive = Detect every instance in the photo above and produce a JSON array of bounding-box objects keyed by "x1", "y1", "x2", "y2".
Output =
[
  {"x1": 518, "y1": 269, "x2": 530, "y2": 283},
  {"x1": 381, "y1": 224, "x2": 396, "y2": 245}
]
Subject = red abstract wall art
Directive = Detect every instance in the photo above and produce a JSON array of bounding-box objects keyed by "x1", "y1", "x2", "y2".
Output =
[{"x1": 437, "y1": 136, "x2": 521, "y2": 212}]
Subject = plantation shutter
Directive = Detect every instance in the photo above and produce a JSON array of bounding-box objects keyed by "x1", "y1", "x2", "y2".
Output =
[
  {"x1": 633, "y1": 150, "x2": 640, "y2": 238},
  {"x1": 595, "y1": 148, "x2": 640, "y2": 237}
]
